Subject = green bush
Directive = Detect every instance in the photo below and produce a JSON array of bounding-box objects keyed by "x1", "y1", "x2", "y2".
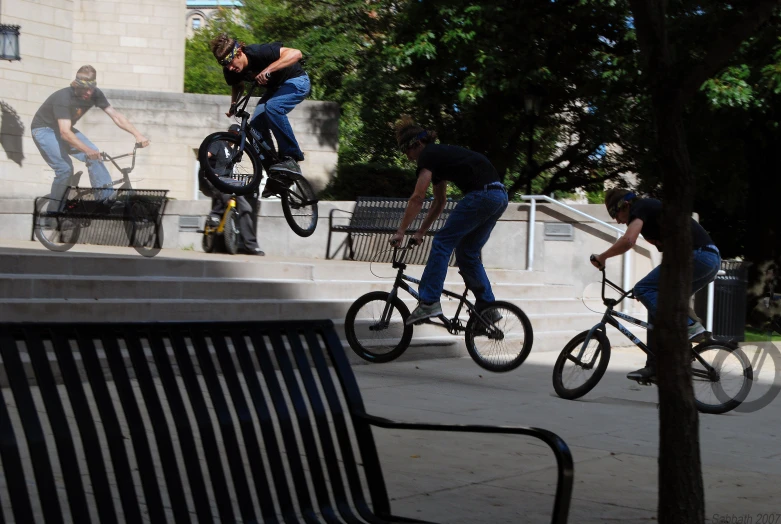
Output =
[{"x1": 319, "y1": 163, "x2": 419, "y2": 200}]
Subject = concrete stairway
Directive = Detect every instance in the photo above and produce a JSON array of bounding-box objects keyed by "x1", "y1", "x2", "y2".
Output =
[{"x1": 0, "y1": 241, "x2": 617, "y2": 362}]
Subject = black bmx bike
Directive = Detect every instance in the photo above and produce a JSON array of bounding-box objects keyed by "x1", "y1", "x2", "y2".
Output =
[
  {"x1": 198, "y1": 82, "x2": 318, "y2": 238},
  {"x1": 551, "y1": 265, "x2": 753, "y2": 414},
  {"x1": 33, "y1": 143, "x2": 166, "y2": 257},
  {"x1": 344, "y1": 239, "x2": 534, "y2": 372}
]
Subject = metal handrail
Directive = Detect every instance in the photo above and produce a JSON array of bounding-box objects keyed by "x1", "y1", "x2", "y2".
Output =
[
  {"x1": 520, "y1": 195, "x2": 721, "y2": 326},
  {"x1": 521, "y1": 195, "x2": 632, "y2": 312}
]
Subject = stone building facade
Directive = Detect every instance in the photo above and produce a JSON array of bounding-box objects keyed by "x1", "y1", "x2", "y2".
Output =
[
  {"x1": 186, "y1": 0, "x2": 242, "y2": 38},
  {"x1": 0, "y1": 0, "x2": 338, "y2": 201}
]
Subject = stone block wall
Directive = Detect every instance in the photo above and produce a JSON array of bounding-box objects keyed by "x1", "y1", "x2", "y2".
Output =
[
  {"x1": 72, "y1": 0, "x2": 185, "y2": 93},
  {"x1": 0, "y1": 0, "x2": 75, "y2": 198}
]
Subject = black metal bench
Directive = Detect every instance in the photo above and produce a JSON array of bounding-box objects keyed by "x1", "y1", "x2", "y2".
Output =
[
  {"x1": 0, "y1": 319, "x2": 574, "y2": 523},
  {"x1": 33, "y1": 186, "x2": 167, "y2": 249},
  {"x1": 327, "y1": 196, "x2": 459, "y2": 265}
]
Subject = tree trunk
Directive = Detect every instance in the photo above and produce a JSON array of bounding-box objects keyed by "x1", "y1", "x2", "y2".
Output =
[{"x1": 653, "y1": 91, "x2": 704, "y2": 524}]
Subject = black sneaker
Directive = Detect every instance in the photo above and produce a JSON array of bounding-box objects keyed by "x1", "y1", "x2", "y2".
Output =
[
  {"x1": 262, "y1": 174, "x2": 285, "y2": 198},
  {"x1": 206, "y1": 215, "x2": 220, "y2": 228},
  {"x1": 242, "y1": 247, "x2": 265, "y2": 256},
  {"x1": 269, "y1": 157, "x2": 302, "y2": 174},
  {"x1": 626, "y1": 366, "x2": 656, "y2": 381}
]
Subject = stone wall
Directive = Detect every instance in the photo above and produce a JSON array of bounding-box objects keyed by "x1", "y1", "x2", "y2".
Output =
[
  {"x1": 0, "y1": 0, "x2": 75, "y2": 198},
  {"x1": 72, "y1": 0, "x2": 186, "y2": 93}
]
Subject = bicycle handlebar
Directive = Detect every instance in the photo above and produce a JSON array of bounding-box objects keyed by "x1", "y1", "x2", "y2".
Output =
[{"x1": 100, "y1": 142, "x2": 141, "y2": 177}]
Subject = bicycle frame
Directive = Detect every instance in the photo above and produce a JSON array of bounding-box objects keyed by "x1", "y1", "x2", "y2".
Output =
[
  {"x1": 575, "y1": 268, "x2": 724, "y2": 382},
  {"x1": 204, "y1": 197, "x2": 237, "y2": 235},
  {"x1": 377, "y1": 240, "x2": 488, "y2": 336},
  {"x1": 229, "y1": 83, "x2": 280, "y2": 171}
]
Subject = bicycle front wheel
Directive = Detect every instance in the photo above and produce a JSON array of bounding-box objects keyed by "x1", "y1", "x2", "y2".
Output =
[
  {"x1": 692, "y1": 341, "x2": 753, "y2": 414},
  {"x1": 198, "y1": 132, "x2": 262, "y2": 196},
  {"x1": 223, "y1": 209, "x2": 240, "y2": 255},
  {"x1": 552, "y1": 330, "x2": 611, "y2": 400},
  {"x1": 344, "y1": 291, "x2": 413, "y2": 363},
  {"x1": 465, "y1": 301, "x2": 533, "y2": 372},
  {"x1": 281, "y1": 176, "x2": 318, "y2": 237}
]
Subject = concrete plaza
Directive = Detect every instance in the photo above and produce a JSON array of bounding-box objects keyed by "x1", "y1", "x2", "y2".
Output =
[{"x1": 353, "y1": 350, "x2": 781, "y2": 523}]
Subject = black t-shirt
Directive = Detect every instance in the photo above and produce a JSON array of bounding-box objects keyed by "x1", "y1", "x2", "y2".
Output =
[
  {"x1": 207, "y1": 140, "x2": 233, "y2": 176},
  {"x1": 628, "y1": 198, "x2": 714, "y2": 250},
  {"x1": 31, "y1": 87, "x2": 110, "y2": 130},
  {"x1": 416, "y1": 144, "x2": 501, "y2": 194},
  {"x1": 223, "y1": 43, "x2": 305, "y2": 91}
]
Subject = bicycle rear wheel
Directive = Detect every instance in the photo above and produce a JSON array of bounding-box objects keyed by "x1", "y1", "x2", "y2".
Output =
[
  {"x1": 33, "y1": 197, "x2": 79, "y2": 252},
  {"x1": 692, "y1": 341, "x2": 753, "y2": 414},
  {"x1": 464, "y1": 301, "x2": 533, "y2": 372},
  {"x1": 552, "y1": 330, "x2": 611, "y2": 400},
  {"x1": 344, "y1": 291, "x2": 413, "y2": 363},
  {"x1": 198, "y1": 132, "x2": 262, "y2": 196},
  {"x1": 124, "y1": 199, "x2": 163, "y2": 258},
  {"x1": 281, "y1": 176, "x2": 318, "y2": 237}
]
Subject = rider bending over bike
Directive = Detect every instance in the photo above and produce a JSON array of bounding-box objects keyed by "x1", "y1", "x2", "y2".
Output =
[
  {"x1": 591, "y1": 188, "x2": 721, "y2": 381},
  {"x1": 389, "y1": 115, "x2": 508, "y2": 325},
  {"x1": 209, "y1": 34, "x2": 310, "y2": 198},
  {"x1": 31, "y1": 65, "x2": 150, "y2": 212}
]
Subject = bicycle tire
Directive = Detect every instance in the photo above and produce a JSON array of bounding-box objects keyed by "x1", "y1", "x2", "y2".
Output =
[
  {"x1": 33, "y1": 197, "x2": 79, "y2": 252},
  {"x1": 345, "y1": 291, "x2": 413, "y2": 363},
  {"x1": 464, "y1": 301, "x2": 533, "y2": 372},
  {"x1": 281, "y1": 175, "x2": 318, "y2": 237},
  {"x1": 730, "y1": 339, "x2": 781, "y2": 413},
  {"x1": 202, "y1": 230, "x2": 222, "y2": 253},
  {"x1": 198, "y1": 132, "x2": 262, "y2": 196},
  {"x1": 223, "y1": 210, "x2": 240, "y2": 255},
  {"x1": 691, "y1": 341, "x2": 753, "y2": 415},
  {"x1": 124, "y1": 199, "x2": 163, "y2": 258},
  {"x1": 552, "y1": 329, "x2": 611, "y2": 400}
]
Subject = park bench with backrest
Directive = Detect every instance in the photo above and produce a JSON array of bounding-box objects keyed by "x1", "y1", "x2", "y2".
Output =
[
  {"x1": 0, "y1": 319, "x2": 573, "y2": 523},
  {"x1": 327, "y1": 196, "x2": 459, "y2": 265}
]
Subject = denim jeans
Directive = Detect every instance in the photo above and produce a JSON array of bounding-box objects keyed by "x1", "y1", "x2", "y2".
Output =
[
  {"x1": 251, "y1": 74, "x2": 311, "y2": 162},
  {"x1": 633, "y1": 246, "x2": 722, "y2": 365},
  {"x1": 32, "y1": 126, "x2": 112, "y2": 209},
  {"x1": 418, "y1": 186, "x2": 509, "y2": 309}
]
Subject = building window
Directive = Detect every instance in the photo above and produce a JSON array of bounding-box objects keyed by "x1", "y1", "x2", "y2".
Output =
[{"x1": 192, "y1": 18, "x2": 201, "y2": 30}]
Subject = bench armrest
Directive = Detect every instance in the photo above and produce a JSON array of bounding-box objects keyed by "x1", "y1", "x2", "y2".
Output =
[
  {"x1": 355, "y1": 412, "x2": 573, "y2": 524},
  {"x1": 328, "y1": 207, "x2": 354, "y2": 229}
]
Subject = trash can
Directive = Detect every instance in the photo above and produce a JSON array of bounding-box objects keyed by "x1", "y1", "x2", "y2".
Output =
[{"x1": 694, "y1": 260, "x2": 748, "y2": 341}]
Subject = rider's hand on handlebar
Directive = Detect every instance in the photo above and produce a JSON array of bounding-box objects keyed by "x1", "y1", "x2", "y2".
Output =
[
  {"x1": 135, "y1": 136, "x2": 150, "y2": 148},
  {"x1": 85, "y1": 148, "x2": 101, "y2": 161},
  {"x1": 255, "y1": 71, "x2": 272, "y2": 85},
  {"x1": 590, "y1": 254, "x2": 605, "y2": 270},
  {"x1": 389, "y1": 231, "x2": 405, "y2": 247},
  {"x1": 226, "y1": 103, "x2": 237, "y2": 118}
]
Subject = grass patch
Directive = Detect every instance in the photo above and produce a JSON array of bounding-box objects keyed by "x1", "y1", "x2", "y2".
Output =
[{"x1": 745, "y1": 327, "x2": 781, "y2": 342}]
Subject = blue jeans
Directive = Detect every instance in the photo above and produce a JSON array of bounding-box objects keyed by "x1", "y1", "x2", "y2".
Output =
[
  {"x1": 418, "y1": 186, "x2": 509, "y2": 309},
  {"x1": 32, "y1": 126, "x2": 112, "y2": 208},
  {"x1": 634, "y1": 246, "x2": 722, "y2": 363},
  {"x1": 251, "y1": 74, "x2": 310, "y2": 161}
]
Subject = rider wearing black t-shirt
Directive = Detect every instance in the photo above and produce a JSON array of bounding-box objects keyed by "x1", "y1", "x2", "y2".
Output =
[
  {"x1": 210, "y1": 34, "x2": 310, "y2": 186},
  {"x1": 389, "y1": 116, "x2": 508, "y2": 325},
  {"x1": 591, "y1": 189, "x2": 722, "y2": 380}
]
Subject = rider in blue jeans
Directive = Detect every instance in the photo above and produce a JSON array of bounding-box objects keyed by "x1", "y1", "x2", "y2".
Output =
[
  {"x1": 590, "y1": 188, "x2": 722, "y2": 380},
  {"x1": 389, "y1": 115, "x2": 509, "y2": 325},
  {"x1": 31, "y1": 65, "x2": 150, "y2": 212},
  {"x1": 210, "y1": 34, "x2": 310, "y2": 197}
]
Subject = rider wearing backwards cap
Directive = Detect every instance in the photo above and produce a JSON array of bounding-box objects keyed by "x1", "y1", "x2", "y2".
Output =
[{"x1": 591, "y1": 188, "x2": 722, "y2": 380}]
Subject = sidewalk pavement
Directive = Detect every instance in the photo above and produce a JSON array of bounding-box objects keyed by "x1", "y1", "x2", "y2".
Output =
[{"x1": 351, "y1": 348, "x2": 781, "y2": 523}]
